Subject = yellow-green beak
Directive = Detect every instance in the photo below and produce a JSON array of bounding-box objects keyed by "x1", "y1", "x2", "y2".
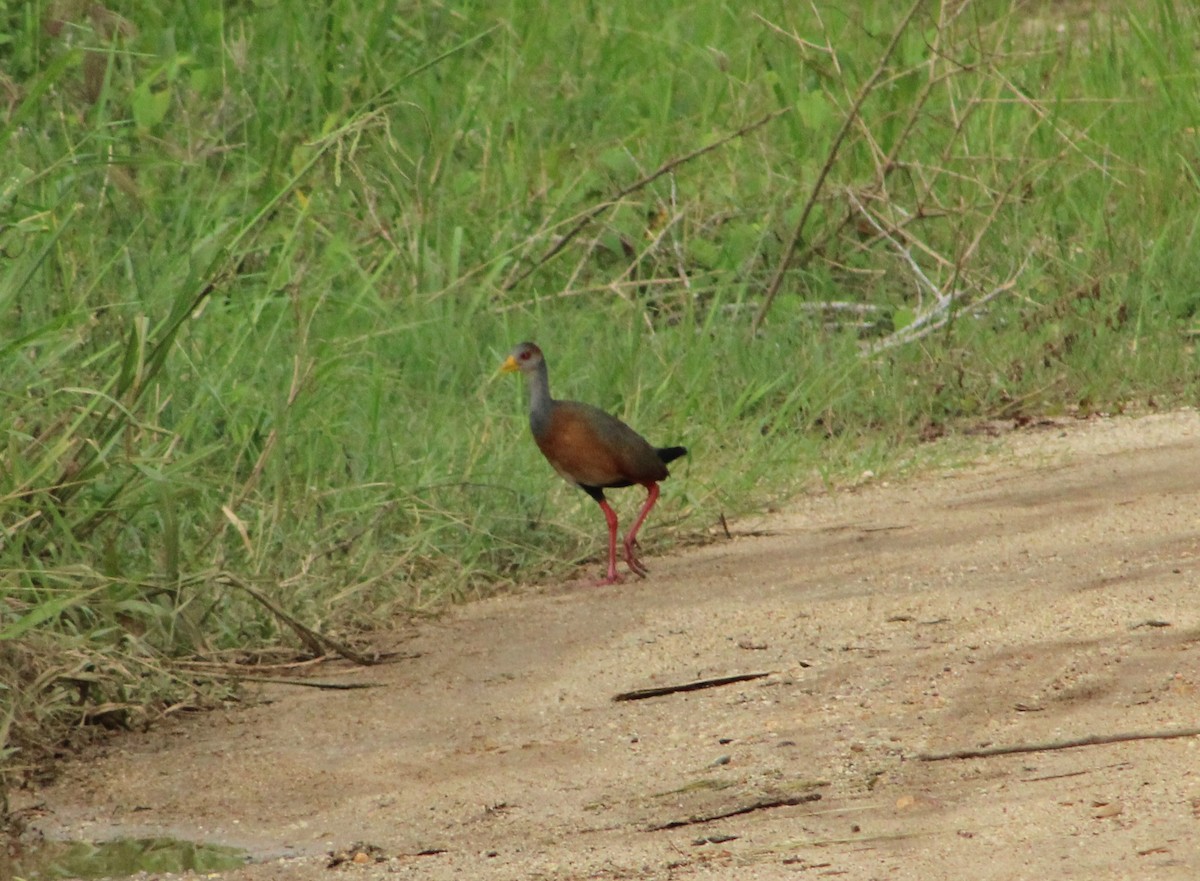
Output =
[{"x1": 500, "y1": 355, "x2": 520, "y2": 374}]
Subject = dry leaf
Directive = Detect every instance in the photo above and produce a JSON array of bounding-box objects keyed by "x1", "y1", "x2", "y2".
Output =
[{"x1": 1093, "y1": 801, "x2": 1123, "y2": 819}]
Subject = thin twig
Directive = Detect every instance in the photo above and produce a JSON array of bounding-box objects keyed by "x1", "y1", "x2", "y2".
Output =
[
  {"x1": 502, "y1": 109, "x2": 790, "y2": 291},
  {"x1": 647, "y1": 792, "x2": 823, "y2": 831},
  {"x1": 849, "y1": 179, "x2": 1027, "y2": 355},
  {"x1": 865, "y1": 269, "x2": 1023, "y2": 355},
  {"x1": 751, "y1": 0, "x2": 925, "y2": 335},
  {"x1": 196, "y1": 673, "x2": 386, "y2": 689},
  {"x1": 613, "y1": 672, "x2": 771, "y2": 702},
  {"x1": 990, "y1": 68, "x2": 1124, "y2": 184},
  {"x1": 797, "y1": 300, "x2": 886, "y2": 315},
  {"x1": 847, "y1": 190, "x2": 944, "y2": 301},
  {"x1": 917, "y1": 727, "x2": 1200, "y2": 762},
  {"x1": 217, "y1": 572, "x2": 380, "y2": 666},
  {"x1": 611, "y1": 208, "x2": 686, "y2": 296}
]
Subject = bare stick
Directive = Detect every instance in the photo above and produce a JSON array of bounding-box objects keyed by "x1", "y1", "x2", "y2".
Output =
[
  {"x1": 198, "y1": 673, "x2": 386, "y2": 689},
  {"x1": 846, "y1": 190, "x2": 944, "y2": 301},
  {"x1": 647, "y1": 792, "x2": 823, "y2": 831},
  {"x1": 917, "y1": 727, "x2": 1200, "y2": 762},
  {"x1": 865, "y1": 270, "x2": 1022, "y2": 355},
  {"x1": 217, "y1": 572, "x2": 380, "y2": 666},
  {"x1": 612, "y1": 672, "x2": 770, "y2": 702},
  {"x1": 798, "y1": 300, "x2": 886, "y2": 315},
  {"x1": 503, "y1": 109, "x2": 790, "y2": 291},
  {"x1": 845, "y1": 188, "x2": 1024, "y2": 355},
  {"x1": 751, "y1": 0, "x2": 924, "y2": 336}
]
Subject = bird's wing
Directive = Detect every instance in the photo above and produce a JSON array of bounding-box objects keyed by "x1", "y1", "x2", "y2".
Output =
[{"x1": 536, "y1": 402, "x2": 666, "y2": 488}]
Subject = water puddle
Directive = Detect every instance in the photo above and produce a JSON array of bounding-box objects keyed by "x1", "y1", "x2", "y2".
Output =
[{"x1": 2, "y1": 835, "x2": 249, "y2": 880}]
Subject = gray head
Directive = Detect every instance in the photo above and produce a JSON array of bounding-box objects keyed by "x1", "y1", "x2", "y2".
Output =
[{"x1": 500, "y1": 341, "x2": 545, "y2": 375}]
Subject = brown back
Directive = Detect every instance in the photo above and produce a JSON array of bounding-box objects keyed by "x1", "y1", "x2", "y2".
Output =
[{"x1": 534, "y1": 401, "x2": 668, "y2": 489}]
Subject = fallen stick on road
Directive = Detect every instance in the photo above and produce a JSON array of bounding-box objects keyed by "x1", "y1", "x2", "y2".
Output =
[
  {"x1": 612, "y1": 672, "x2": 771, "y2": 702},
  {"x1": 647, "y1": 792, "x2": 823, "y2": 831},
  {"x1": 917, "y1": 727, "x2": 1200, "y2": 761},
  {"x1": 202, "y1": 674, "x2": 386, "y2": 689}
]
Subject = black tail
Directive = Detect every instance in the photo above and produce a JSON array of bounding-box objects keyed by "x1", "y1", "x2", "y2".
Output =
[{"x1": 656, "y1": 446, "x2": 687, "y2": 465}]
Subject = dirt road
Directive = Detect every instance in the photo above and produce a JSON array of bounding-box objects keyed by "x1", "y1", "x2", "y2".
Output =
[{"x1": 17, "y1": 410, "x2": 1200, "y2": 879}]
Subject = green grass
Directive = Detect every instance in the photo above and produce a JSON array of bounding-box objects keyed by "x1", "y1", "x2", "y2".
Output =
[{"x1": 2, "y1": 0, "x2": 1199, "y2": 805}]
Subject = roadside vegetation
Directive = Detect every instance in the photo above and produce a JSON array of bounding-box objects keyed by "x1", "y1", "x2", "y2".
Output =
[{"x1": 2, "y1": 0, "x2": 1197, "y2": 813}]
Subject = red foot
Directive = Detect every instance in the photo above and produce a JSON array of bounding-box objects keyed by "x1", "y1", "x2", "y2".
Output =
[{"x1": 623, "y1": 537, "x2": 648, "y2": 578}]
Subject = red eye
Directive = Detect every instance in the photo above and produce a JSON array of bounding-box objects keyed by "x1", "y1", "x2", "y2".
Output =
[{"x1": 520, "y1": 351, "x2": 530, "y2": 360}]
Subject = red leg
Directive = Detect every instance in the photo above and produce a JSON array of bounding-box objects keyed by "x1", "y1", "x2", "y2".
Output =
[
  {"x1": 623, "y1": 482, "x2": 660, "y2": 578},
  {"x1": 596, "y1": 499, "x2": 621, "y2": 584}
]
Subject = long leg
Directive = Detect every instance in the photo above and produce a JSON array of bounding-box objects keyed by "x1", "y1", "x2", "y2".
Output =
[
  {"x1": 596, "y1": 499, "x2": 621, "y2": 584},
  {"x1": 622, "y1": 482, "x2": 660, "y2": 578}
]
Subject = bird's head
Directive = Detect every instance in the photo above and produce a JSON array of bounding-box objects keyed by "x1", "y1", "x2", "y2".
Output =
[{"x1": 500, "y1": 341, "x2": 544, "y2": 375}]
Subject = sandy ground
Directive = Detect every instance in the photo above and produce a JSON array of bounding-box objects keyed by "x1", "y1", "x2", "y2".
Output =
[{"x1": 14, "y1": 410, "x2": 1200, "y2": 880}]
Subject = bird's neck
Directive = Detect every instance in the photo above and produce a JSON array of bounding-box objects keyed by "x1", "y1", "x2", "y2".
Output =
[{"x1": 527, "y1": 361, "x2": 554, "y2": 435}]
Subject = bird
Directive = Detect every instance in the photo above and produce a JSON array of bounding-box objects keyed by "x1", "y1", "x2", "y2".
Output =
[{"x1": 500, "y1": 341, "x2": 687, "y2": 584}]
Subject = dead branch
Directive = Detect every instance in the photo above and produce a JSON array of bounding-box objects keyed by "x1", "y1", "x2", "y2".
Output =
[
  {"x1": 217, "y1": 572, "x2": 381, "y2": 666},
  {"x1": 192, "y1": 673, "x2": 385, "y2": 689},
  {"x1": 865, "y1": 271, "x2": 1022, "y2": 356},
  {"x1": 847, "y1": 190, "x2": 945, "y2": 301},
  {"x1": 798, "y1": 301, "x2": 886, "y2": 315},
  {"x1": 612, "y1": 672, "x2": 771, "y2": 702},
  {"x1": 916, "y1": 727, "x2": 1200, "y2": 762},
  {"x1": 647, "y1": 792, "x2": 823, "y2": 831},
  {"x1": 843, "y1": 188, "x2": 1027, "y2": 355},
  {"x1": 503, "y1": 108, "x2": 790, "y2": 291}
]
